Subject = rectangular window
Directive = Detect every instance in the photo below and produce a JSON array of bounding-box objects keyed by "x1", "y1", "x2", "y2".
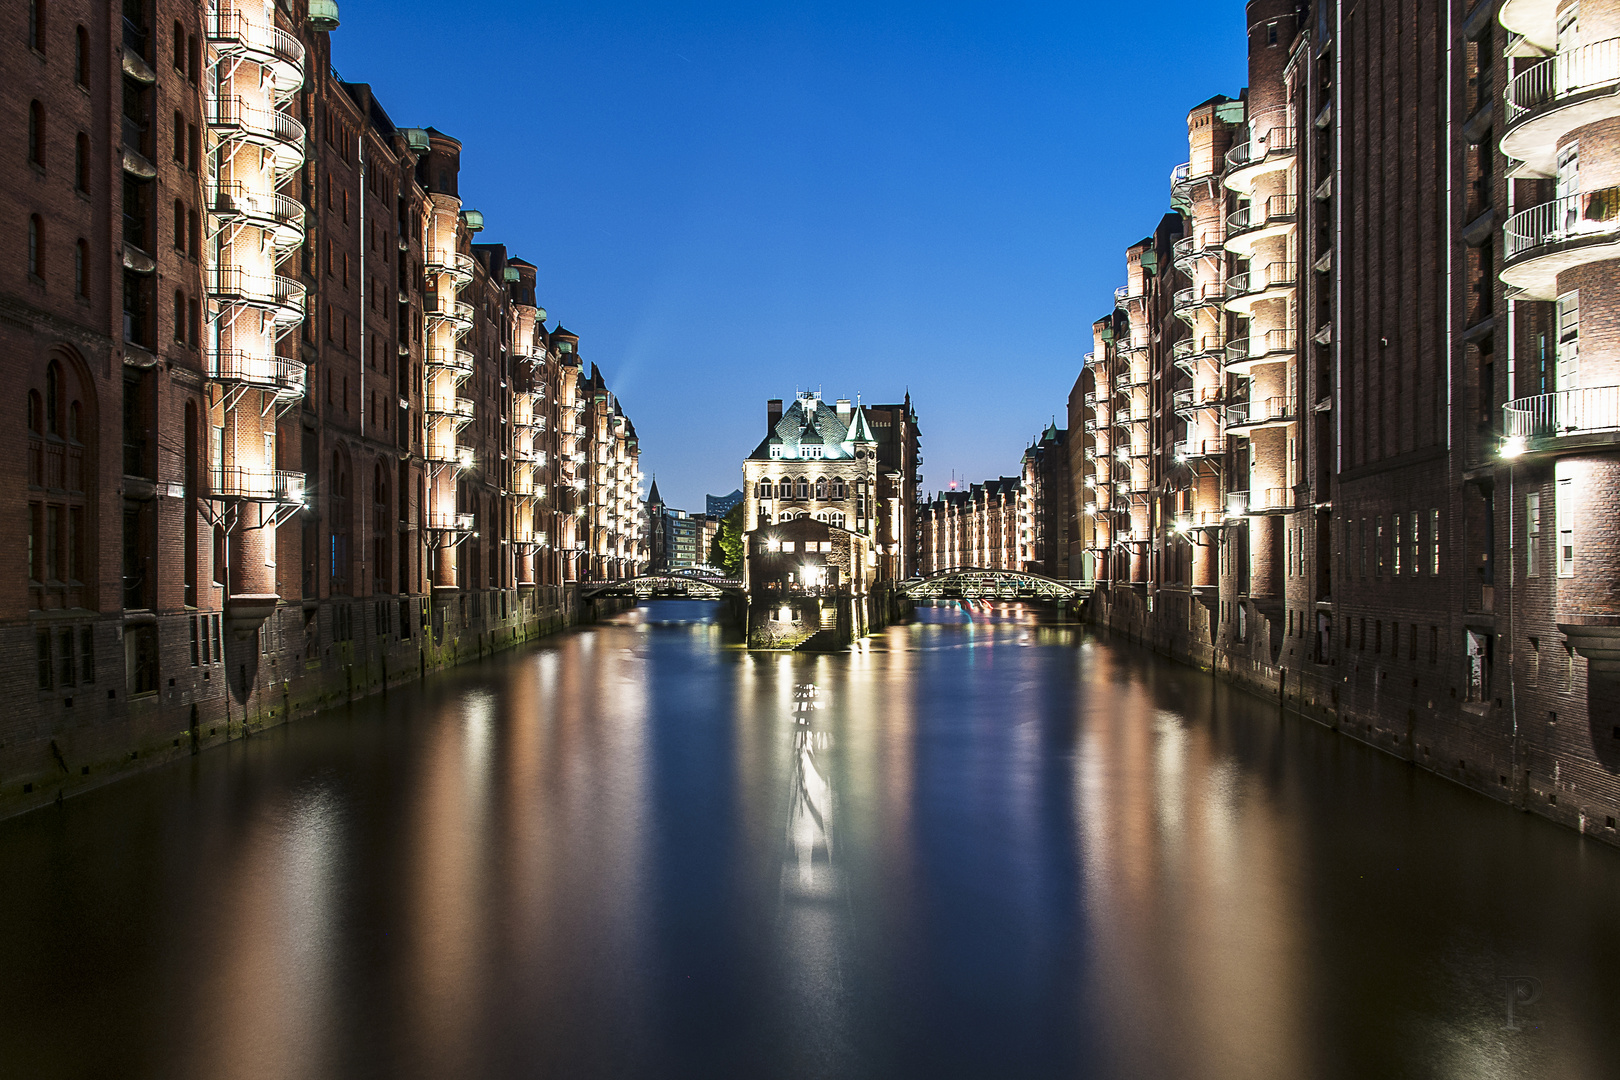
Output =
[
  {"x1": 1409, "y1": 623, "x2": 1417, "y2": 661},
  {"x1": 79, "y1": 626, "x2": 94, "y2": 683},
  {"x1": 1430, "y1": 509, "x2": 1440, "y2": 575},
  {"x1": 36, "y1": 630, "x2": 52, "y2": 689},
  {"x1": 1410, "y1": 514, "x2": 1420, "y2": 575},
  {"x1": 1376, "y1": 620, "x2": 1383, "y2": 653},
  {"x1": 1359, "y1": 518, "x2": 1367, "y2": 577},
  {"x1": 1429, "y1": 625, "x2": 1438, "y2": 664},
  {"x1": 1527, "y1": 493, "x2": 1541, "y2": 576},
  {"x1": 1376, "y1": 517, "x2": 1385, "y2": 576},
  {"x1": 1556, "y1": 477, "x2": 1574, "y2": 576},
  {"x1": 57, "y1": 628, "x2": 75, "y2": 687},
  {"x1": 190, "y1": 615, "x2": 199, "y2": 666},
  {"x1": 1392, "y1": 514, "x2": 1403, "y2": 575}
]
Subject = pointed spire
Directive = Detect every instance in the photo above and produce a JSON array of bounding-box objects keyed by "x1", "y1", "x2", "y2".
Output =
[
  {"x1": 647, "y1": 477, "x2": 663, "y2": 506},
  {"x1": 846, "y1": 394, "x2": 878, "y2": 444}
]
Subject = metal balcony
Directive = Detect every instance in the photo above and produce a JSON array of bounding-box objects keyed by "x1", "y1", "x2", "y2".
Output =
[
  {"x1": 210, "y1": 350, "x2": 306, "y2": 400},
  {"x1": 1224, "y1": 327, "x2": 1298, "y2": 372},
  {"x1": 425, "y1": 395, "x2": 475, "y2": 423},
  {"x1": 1224, "y1": 121, "x2": 1296, "y2": 194},
  {"x1": 211, "y1": 465, "x2": 305, "y2": 503},
  {"x1": 209, "y1": 182, "x2": 305, "y2": 249},
  {"x1": 1502, "y1": 385, "x2": 1620, "y2": 453},
  {"x1": 207, "y1": 96, "x2": 305, "y2": 174},
  {"x1": 425, "y1": 438, "x2": 473, "y2": 468},
  {"x1": 1172, "y1": 387, "x2": 1222, "y2": 417},
  {"x1": 205, "y1": 8, "x2": 305, "y2": 94},
  {"x1": 1499, "y1": 0, "x2": 1557, "y2": 54},
  {"x1": 1225, "y1": 195, "x2": 1297, "y2": 256},
  {"x1": 427, "y1": 511, "x2": 475, "y2": 533},
  {"x1": 425, "y1": 249, "x2": 476, "y2": 286},
  {"x1": 1225, "y1": 396, "x2": 1296, "y2": 432},
  {"x1": 1172, "y1": 283, "x2": 1224, "y2": 323},
  {"x1": 1172, "y1": 233, "x2": 1224, "y2": 271},
  {"x1": 206, "y1": 265, "x2": 304, "y2": 325},
  {"x1": 1172, "y1": 335, "x2": 1224, "y2": 374},
  {"x1": 425, "y1": 296, "x2": 475, "y2": 330},
  {"x1": 426, "y1": 346, "x2": 475, "y2": 375},
  {"x1": 1508, "y1": 37, "x2": 1620, "y2": 174},
  {"x1": 1174, "y1": 437, "x2": 1226, "y2": 460},
  {"x1": 1501, "y1": 187, "x2": 1620, "y2": 300},
  {"x1": 1223, "y1": 262, "x2": 1297, "y2": 315}
]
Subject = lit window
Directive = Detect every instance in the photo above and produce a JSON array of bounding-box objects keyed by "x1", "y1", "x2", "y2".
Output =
[{"x1": 1557, "y1": 477, "x2": 1574, "y2": 577}]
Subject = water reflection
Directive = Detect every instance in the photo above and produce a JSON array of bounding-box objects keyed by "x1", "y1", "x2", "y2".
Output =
[{"x1": 0, "y1": 601, "x2": 1619, "y2": 1078}]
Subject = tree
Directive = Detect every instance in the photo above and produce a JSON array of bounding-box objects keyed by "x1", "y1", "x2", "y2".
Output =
[{"x1": 710, "y1": 502, "x2": 745, "y2": 575}]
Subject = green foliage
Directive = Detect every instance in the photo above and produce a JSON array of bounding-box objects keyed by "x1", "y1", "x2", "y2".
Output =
[{"x1": 711, "y1": 502, "x2": 746, "y2": 575}]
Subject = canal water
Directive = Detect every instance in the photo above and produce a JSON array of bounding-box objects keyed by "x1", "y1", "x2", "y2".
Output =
[{"x1": 2, "y1": 602, "x2": 1619, "y2": 1079}]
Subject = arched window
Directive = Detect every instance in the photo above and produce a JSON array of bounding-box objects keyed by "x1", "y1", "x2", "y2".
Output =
[
  {"x1": 45, "y1": 363, "x2": 60, "y2": 433},
  {"x1": 172, "y1": 20, "x2": 184, "y2": 70},
  {"x1": 74, "y1": 132, "x2": 88, "y2": 191},
  {"x1": 815, "y1": 477, "x2": 828, "y2": 500},
  {"x1": 756, "y1": 479, "x2": 770, "y2": 499},
  {"x1": 27, "y1": 392, "x2": 43, "y2": 435},
  {"x1": 28, "y1": 101, "x2": 44, "y2": 167},
  {"x1": 74, "y1": 239, "x2": 87, "y2": 297},
  {"x1": 796, "y1": 476, "x2": 810, "y2": 500},
  {"x1": 28, "y1": 215, "x2": 42, "y2": 278},
  {"x1": 75, "y1": 26, "x2": 87, "y2": 85},
  {"x1": 830, "y1": 479, "x2": 846, "y2": 501},
  {"x1": 28, "y1": 0, "x2": 44, "y2": 53}
]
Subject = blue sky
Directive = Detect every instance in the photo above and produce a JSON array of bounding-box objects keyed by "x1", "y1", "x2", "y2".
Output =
[{"x1": 334, "y1": 0, "x2": 1248, "y2": 512}]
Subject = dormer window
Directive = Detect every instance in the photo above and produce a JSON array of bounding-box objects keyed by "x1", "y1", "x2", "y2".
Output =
[{"x1": 770, "y1": 445, "x2": 782, "y2": 459}]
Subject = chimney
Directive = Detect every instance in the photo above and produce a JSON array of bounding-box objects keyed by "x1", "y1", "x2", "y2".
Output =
[
  {"x1": 835, "y1": 398, "x2": 852, "y2": 421},
  {"x1": 767, "y1": 399, "x2": 783, "y2": 430}
]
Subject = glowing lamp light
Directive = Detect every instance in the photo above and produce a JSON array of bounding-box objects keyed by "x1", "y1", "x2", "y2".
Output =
[{"x1": 1501, "y1": 435, "x2": 1526, "y2": 459}]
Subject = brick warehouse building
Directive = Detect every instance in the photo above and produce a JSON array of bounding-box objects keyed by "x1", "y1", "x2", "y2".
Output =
[
  {"x1": 2, "y1": 0, "x2": 645, "y2": 816},
  {"x1": 1072, "y1": 0, "x2": 1620, "y2": 843}
]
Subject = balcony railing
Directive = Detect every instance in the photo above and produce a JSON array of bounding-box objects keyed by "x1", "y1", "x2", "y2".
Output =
[
  {"x1": 426, "y1": 439, "x2": 474, "y2": 468},
  {"x1": 1172, "y1": 334, "x2": 1223, "y2": 371},
  {"x1": 1503, "y1": 187, "x2": 1620, "y2": 261},
  {"x1": 1174, "y1": 437, "x2": 1226, "y2": 459},
  {"x1": 1225, "y1": 327, "x2": 1298, "y2": 366},
  {"x1": 207, "y1": 96, "x2": 305, "y2": 169},
  {"x1": 426, "y1": 346, "x2": 475, "y2": 375},
  {"x1": 211, "y1": 466, "x2": 305, "y2": 503},
  {"x1": 1172, "y1": 283, "x2": 1224, "y2": 317},
  {"x1": 205, "y1": 266, "x2": 304, "y2": 323},
  {"x1": 1503, "y1": 385, "x2": 1620, "y2": 443},
  {"x1": 1227, "y1": 194, "x2": 1298, "y2": 237},
  {"x1": 425, "y1": 395, "x2": 475, "y2": 422},
  {"x1": 1224, "y1": 262, "x2": 1297, "y2": 301},
  {"x1": 209, "y1": 182, "x2": 305, "y2": 247},
  {"x1": 1226, "y1": 396, "x2": 1294, "y2": 427},
  {"x1": 425, "y1": 296, "x2": 475, "y2": 328},
  {"x1": 205, "y1": 8, "x2": 305, "y2": 90},
  {"x1": 425, "y1": 249, "x2": 476, "y2": 284},
  {"x1": 1172, "y1": 387, "x2": 1222, "y2": 414},
  {"x1": 1505, "y1": 37, "x2": 1620, "y2": 126},
  {"x1": 210, "y1": 350, "x2": 306, "y2": 398},
  {"x1": 427, "y1": 511, "x2": 476, "y2": 533},
  {"x1": 1225, "y1": 123, "x2": 1296, "y2": 172}
]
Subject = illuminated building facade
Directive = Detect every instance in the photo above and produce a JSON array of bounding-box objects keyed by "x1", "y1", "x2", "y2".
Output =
[{"x1": 2, "y1": 0, "x2": 643, "y2": 816}]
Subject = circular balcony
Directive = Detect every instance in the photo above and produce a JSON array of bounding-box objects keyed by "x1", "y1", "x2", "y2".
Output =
[
  {"x1": 425, "y1": 297, "x2": 475, "y2": 332},
  {"x1": 205, "y1": 9, "x2": 305, "y2": 94},
  {"x1": 1503, "y1": 385, "x2": 1620, "y2": 453},
  {"x1": 1172, "y1": 233, "x2": 1224, "y2": 272},
  {"x1": 1224, "y1": 396, "x2": 1297, "y2": 435},
  {"x1": 1224, "y1": 327, "x2": 1297, "y2": 373},
  {"x1": 206, "y1": 266, "x2": 304, "y2": 325},
  {"x1": 512, "y1": 446, "x2": 546, "y2": 464},
  {"x1": 207, "y1": 96, "x2": 305, "y2": 175},
  {"x1": 1225, "y1": 195, "x2": 1297, "y2": 257},
  {"x1": 425, "y1": 439, "x2": 474, "y2": 469},
  {"x1": 1172, "y1": 283, "x2": 1224, "y2": 323},
  {"x1": 210, "y1": 350, "x2": 306, "y2": 400},
  {"x1": 210, "y1": 465, "x2": 305, "y2": 504},
  {"x1": 425, "y1": 249, "x2": 476, "y2": 286},
  {"x1": 1502, "y1": 187, "x2": 1620, "y2": 300},
  {"x1": 1223, "y1": 263, "x2": 1297, "y2": 315},
  {"x1": 1503, "y1": 40, "x2": 1620, "y2": 179},
  {"x1": 1172, "y1": 334, "x2": 1223, "y2": 375},
  {"x1": 1172, "y1": 387, "x2": 1223, "y2": 418},
  {"x1": 426, "y1": 395, "x2": 475, "y2": 426},
  {"x1": 1499, "y1": 0, "x2": 1558, "y2": 54},
  {"x1": 209, "y1": 182, "x2": 305, "y2": 249},
  {"x1": 426, "y1": 511, "x2": 476, "y2": 534},
  {"x1": 1174, "y1": 437, "x2": 1226, "y2": 462},
  {"x1": 426, "y1": 346, "x2": 475, "y2": 376},
  {"x1": 1224, "y1": 123, "x2": 1296, "y2": 194}
]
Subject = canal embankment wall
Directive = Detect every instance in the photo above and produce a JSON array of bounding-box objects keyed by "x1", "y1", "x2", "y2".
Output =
[
  {"x1": 0, "y1": 587, "x2": 633, "y2": 822},
  {"x1": 1087, "y1": 585, "x2": 1620, "y2": 849}
]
